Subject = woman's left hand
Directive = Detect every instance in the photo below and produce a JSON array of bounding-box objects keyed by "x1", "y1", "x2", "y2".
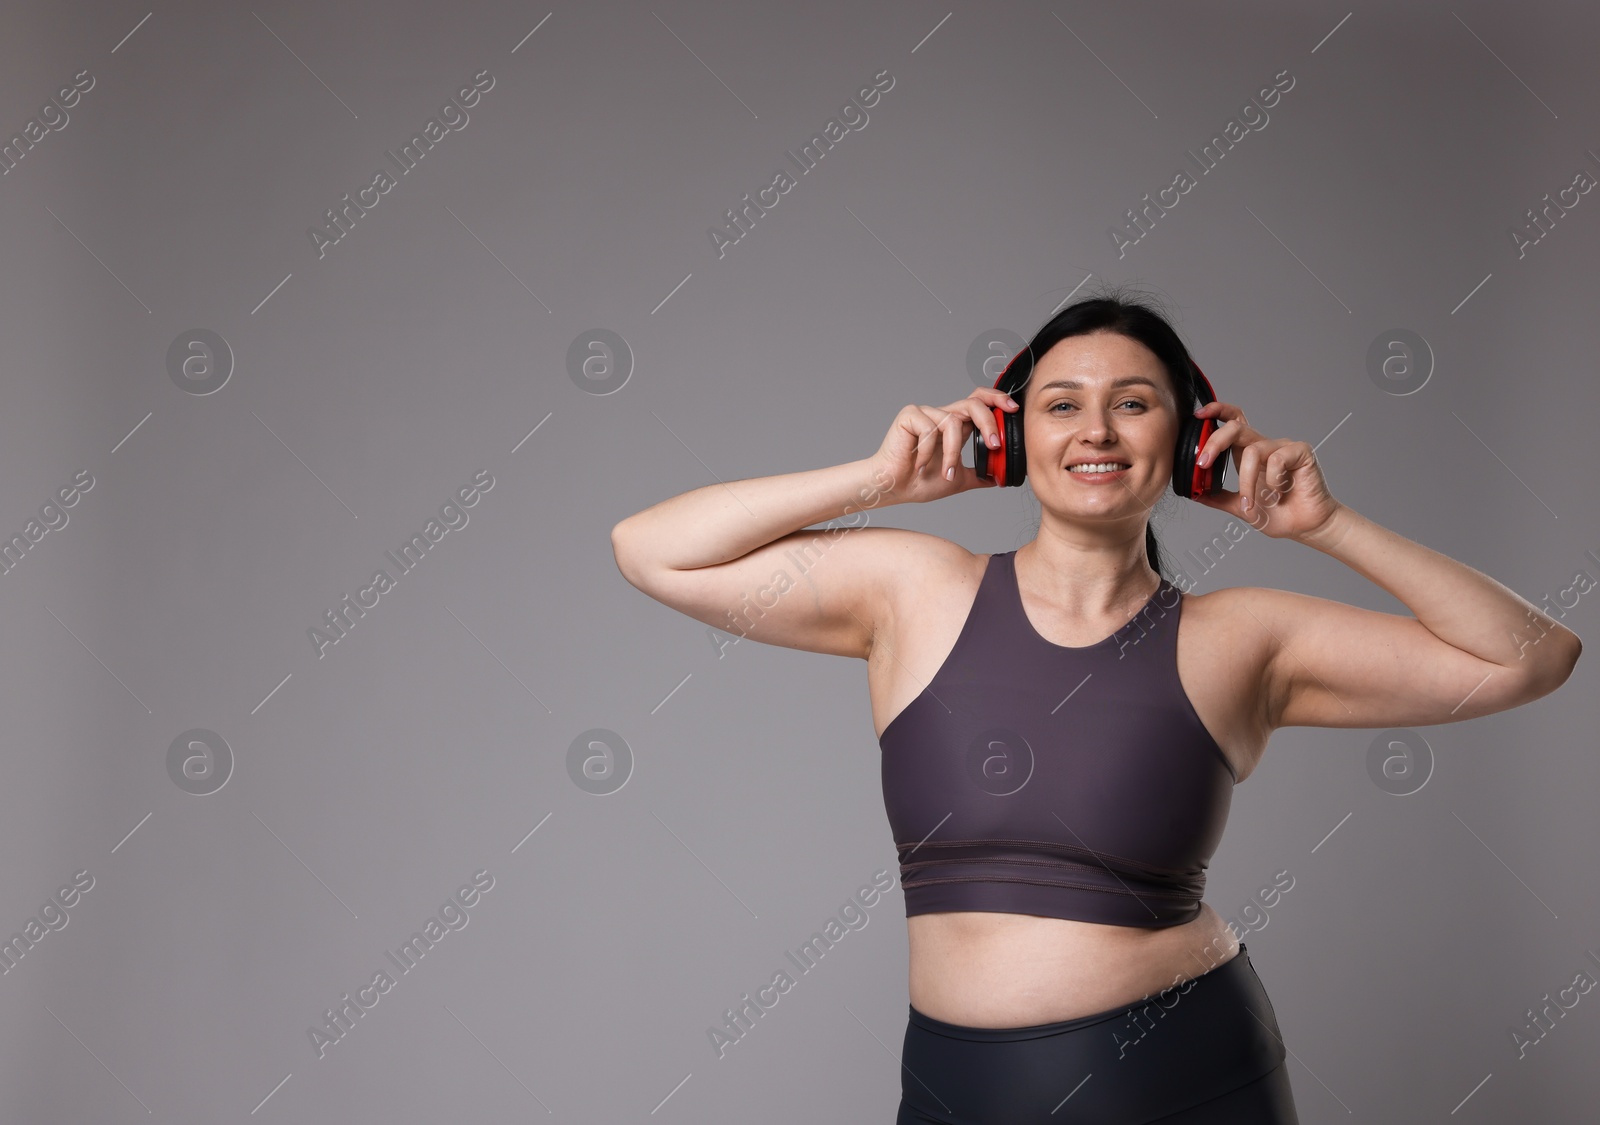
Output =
[{"x1": 1188, "y1": 400, "x2": 1343, "y2": 542}]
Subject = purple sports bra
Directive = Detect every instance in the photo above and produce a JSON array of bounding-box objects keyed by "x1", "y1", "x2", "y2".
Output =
[{"x1": 878, "y1": 550, "x2": 1237, "y2": 928}]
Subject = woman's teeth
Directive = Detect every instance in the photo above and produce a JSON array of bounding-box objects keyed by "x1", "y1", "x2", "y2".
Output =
[{"x1": 1068, "y1": 463, "x2": 1129, "y2": 474}]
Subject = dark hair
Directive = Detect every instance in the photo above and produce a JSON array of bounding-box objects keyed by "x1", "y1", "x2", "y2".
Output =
[{"x1": 1007, "y1": 284, "x2": 1205, "y2": 582}]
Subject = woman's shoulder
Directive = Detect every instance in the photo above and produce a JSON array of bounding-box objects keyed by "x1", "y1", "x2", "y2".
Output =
[
  {"x1": 1171, "y1": 582, "x2": 1294, "y2": 652},
  {"x1": 845, "y1": 529, "x2": 991, "y2": 638},
  {"x1": 1176, "y1": 581, "x2": 1331, "y2": 620},
  {"x1": 841, "y1": 526, "x2": 987, "y2": 577}
]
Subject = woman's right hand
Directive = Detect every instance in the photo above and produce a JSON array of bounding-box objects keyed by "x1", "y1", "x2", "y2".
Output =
[{"x1": 868, "y1": 387, "x2": 1019, "y2": 504}]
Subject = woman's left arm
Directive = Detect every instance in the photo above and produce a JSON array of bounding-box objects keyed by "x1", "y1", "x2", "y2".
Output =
[{"x1": 1191, "y1": 401, "x2": 1583, "y2": 730}]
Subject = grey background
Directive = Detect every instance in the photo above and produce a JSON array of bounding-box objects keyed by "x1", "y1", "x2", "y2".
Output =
[{"x1": 2, "y1": 0, "x2": 1596, "y2": 1120}]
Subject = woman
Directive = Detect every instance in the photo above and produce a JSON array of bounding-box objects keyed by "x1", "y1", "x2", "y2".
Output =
[{"x1": 609, "y1": 293, "x2": 1581, "y2": 1123}]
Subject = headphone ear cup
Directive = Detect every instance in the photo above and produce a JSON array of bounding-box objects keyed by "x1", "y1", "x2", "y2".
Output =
[
  {"x1": 1190, "y1": 416, "x2": 1225, "y2": 496},
  {"x1": 972, "y1": 405, "x2": 1005, "y2": 483},
  {"x1": 1171, "y1": 419, "x2": 1190, "y2": 496},
  {"x1": 1173, "y1": 416, "x2": 1205, "y2": 497},
  {"x1": 1004, "y1": 401, "x2": 1026, "y2": 486}
]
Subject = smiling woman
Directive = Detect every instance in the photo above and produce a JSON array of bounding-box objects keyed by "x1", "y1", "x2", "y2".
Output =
[{"x1": 610, "y1": 284, "x2": 1581, "y2": 1124}]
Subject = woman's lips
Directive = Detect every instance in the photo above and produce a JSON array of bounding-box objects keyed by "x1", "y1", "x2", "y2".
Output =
[{"x1": 1065, "y1": 465, "x2": 1129, "y2": 483}]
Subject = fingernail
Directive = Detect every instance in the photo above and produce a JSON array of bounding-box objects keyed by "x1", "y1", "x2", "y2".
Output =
[
  {"x1": 945, "y1": 467, "x2": 954, "y2": 480},
  {"x1": 1241, "y1": 494, "x2": 1251, "y2": 511},
  {"x1": 987, "y1": 433, "x2": 999, "y2": 448},
  {"x1": 1006, "y1": 397, "x2": 1018, "y2": 408}
]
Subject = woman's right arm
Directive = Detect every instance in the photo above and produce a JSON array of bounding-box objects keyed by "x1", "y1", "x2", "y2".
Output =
[{"x1": 609, "y1": 389, "x2": 1015, "y2": 660}]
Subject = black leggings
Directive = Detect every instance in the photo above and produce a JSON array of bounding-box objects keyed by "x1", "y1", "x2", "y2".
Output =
[{"x1": 896, "y1": 943, "x2": 1299, "y2": 1124}]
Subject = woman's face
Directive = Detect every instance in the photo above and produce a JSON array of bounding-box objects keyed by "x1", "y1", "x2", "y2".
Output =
[{"x1": 1020, "y1": 330, "x2": 1181, "y2": 524}]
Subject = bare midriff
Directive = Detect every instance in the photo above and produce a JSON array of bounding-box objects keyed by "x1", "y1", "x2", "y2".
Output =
[{"x1": 906, "y1": 901, "x2": 1241, "y2": 1028}]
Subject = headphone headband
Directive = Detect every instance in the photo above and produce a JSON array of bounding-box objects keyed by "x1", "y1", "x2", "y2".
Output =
[{"x1": 992, "y1": 347, "x2": 1032, "y2": 398}]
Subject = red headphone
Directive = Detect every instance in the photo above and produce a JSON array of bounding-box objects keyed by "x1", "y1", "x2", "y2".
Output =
[{"x1": 970, "y1": 348, "x2": 1230, "y2": 497}]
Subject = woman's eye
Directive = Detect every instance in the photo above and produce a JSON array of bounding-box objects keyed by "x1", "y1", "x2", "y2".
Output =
[{"x1": 1049, "y1": 400, "x2": 1145, "y2": 412}]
